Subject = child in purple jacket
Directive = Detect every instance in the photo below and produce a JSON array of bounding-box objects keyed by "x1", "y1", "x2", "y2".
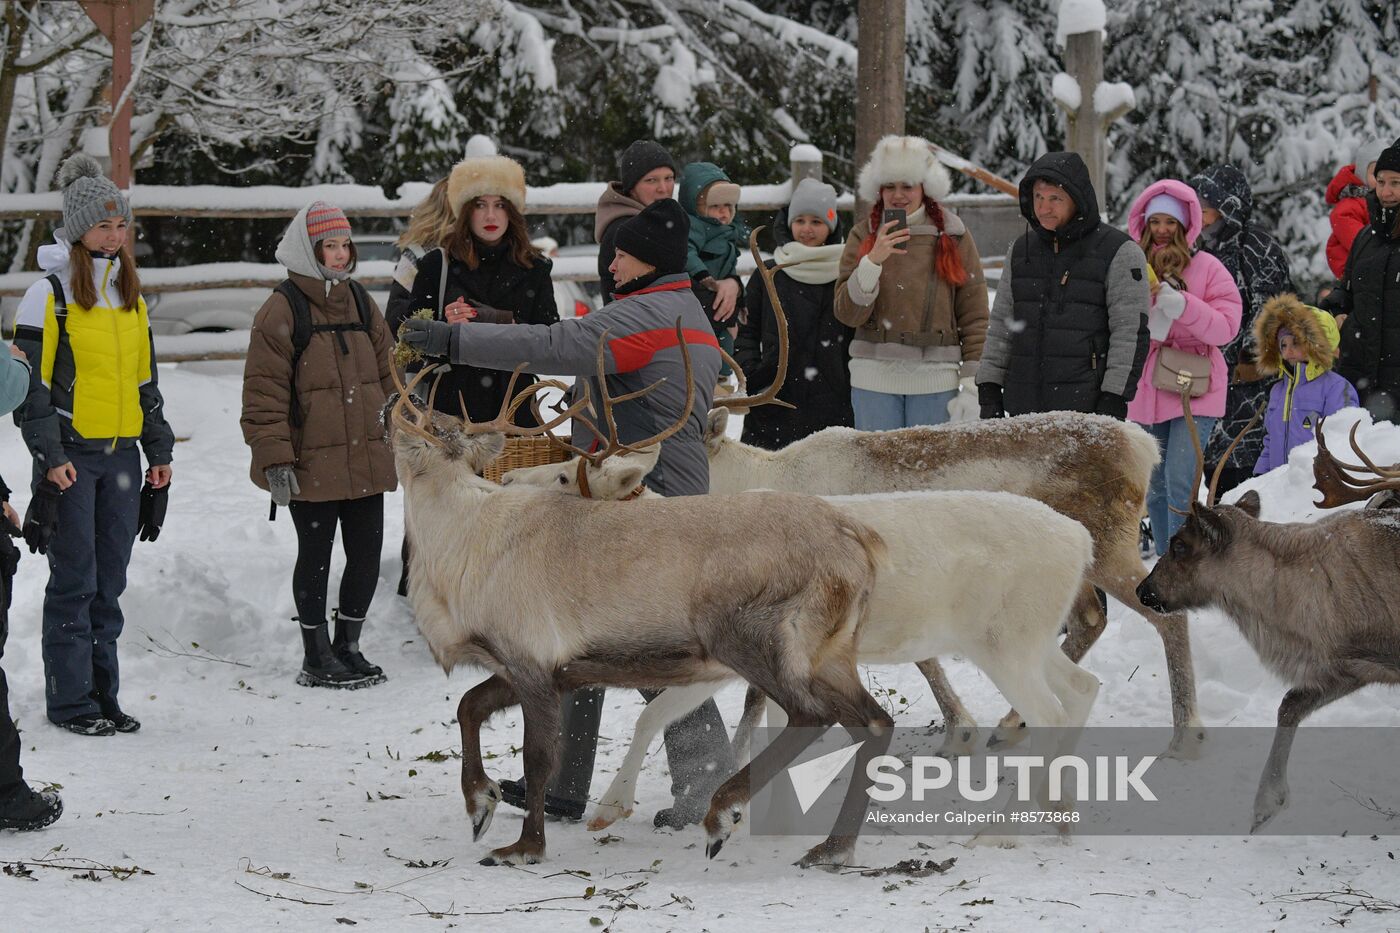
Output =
[{"x1": 1253, "y1": 294, "x2": 1358, "y2": 475}]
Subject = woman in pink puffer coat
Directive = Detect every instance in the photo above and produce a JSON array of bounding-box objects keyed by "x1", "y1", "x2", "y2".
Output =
[{"x1": 1126, "y1": 179, "x2": 1242, "y2": 555}]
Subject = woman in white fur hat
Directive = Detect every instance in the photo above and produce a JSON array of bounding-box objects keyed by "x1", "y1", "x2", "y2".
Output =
[
  {"x1": 405, "y1": 154, "x2": 559, "y2": 424},
  {"x1": 834, "y1": 135, "x2": 989, "y2": 430}
]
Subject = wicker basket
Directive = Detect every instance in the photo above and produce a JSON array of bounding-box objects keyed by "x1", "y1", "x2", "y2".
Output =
[{"x1": 480, "y1": 436, "x2": 570, "y2": 484}]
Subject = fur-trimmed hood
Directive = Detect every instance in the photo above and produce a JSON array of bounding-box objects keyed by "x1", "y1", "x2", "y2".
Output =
[
  {"x1": 447, "y1": 155, "x2": 526, "y2": 217},
  {"x1": 856, "y1": 135, "x2": 951, "y2": 203},
  {"x1": 1254, "y1": 293, "x2": 1340, "y2": 379}
]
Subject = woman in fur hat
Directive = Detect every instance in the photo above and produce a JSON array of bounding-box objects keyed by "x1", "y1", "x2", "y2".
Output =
[
  {"x1": 405, "y1": 154, "x2": 559, "y2": 423},
  {"x1": 1252, "y1": 295, "x2": 1357, "y2": 476},
  {"x1": 834, "y1": 135, "x2": 989, "y2": 429},
  {"x1": 1125, "y1": 180, "x2": 1241, "y2": 554}
]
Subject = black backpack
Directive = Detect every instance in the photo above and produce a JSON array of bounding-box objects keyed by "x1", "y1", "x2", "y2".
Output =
[{"x1": 277, "y1": 278, "x2": 375, "y2": 428}]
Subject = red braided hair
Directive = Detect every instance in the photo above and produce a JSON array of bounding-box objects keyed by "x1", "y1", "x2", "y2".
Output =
[{"x1": 856, "y1": 195, "x2": 968, "y2": 286}]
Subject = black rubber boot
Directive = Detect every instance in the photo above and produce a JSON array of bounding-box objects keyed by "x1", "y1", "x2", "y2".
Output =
[
  {"x1": 332, "y1": 610, "x2": 387, "y2": 685},
  {"x1": 0, "y1": 786, "x2": 63, "y2": 832},
  {"x1": 296, "y1": 623, "x2": 374, "y2": 689},
  {"x1": 498, "y1": 778, "x2": 585, "y2": 821},
  {"x1": 397, "y1": 535, "x2": 411, "y2": 597}
]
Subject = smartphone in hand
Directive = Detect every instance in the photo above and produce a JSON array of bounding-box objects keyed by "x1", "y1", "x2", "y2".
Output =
[{"x1": 881, "y1": 208, "x2": 908, "y2": 250}]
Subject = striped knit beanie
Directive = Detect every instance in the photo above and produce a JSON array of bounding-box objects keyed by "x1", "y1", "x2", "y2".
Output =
[{"x1": 306, "y1": 201, "x2": 351, "y2": 246}]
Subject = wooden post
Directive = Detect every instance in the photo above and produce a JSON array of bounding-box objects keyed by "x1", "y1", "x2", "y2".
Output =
[
  {"x1": 81, "y1": 0, "x2": 155, "y2": 188},
  {"x1": 1058, "y1": 30, "x2": 1133, "y2": 204},
  {"x1": 855, "y1": 0, "x2": 905, "y2": 209}
]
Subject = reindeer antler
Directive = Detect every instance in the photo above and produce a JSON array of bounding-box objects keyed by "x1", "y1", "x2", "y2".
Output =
[
  {"x1": 392, "y1": 361, "x2": 592, "y2": 445},
  {"x1": 1312, "y1": 418, "x2": 1400, "y2": 508},
  {"x1": 390, "y1": 365, "x2": 446, "y2": 448},
  {"x1": 546, "y1": 320, "x2": 696, "y2": 470},
  {"x1": 712, "y1": 226, "x2": 796, "y2": 411},
  {"x1": 1177, "y1": 390, "x2": 1265, "y2": 511}
]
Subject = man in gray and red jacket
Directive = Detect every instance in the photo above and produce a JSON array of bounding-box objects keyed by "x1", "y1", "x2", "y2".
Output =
[{"x1": 401, "y1": 198, "x2": 734, "y2": 827}]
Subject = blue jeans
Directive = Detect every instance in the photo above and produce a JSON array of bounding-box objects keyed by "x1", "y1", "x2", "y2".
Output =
[
  {"x1": 851, "y1": 387, "x2": 957, "y2": 431},
  {"x1": 39, "y1": 446, "x2": 142, "y2": 722},
  {"x1": 1145, "y1": 417, "x2": 1216, "y2": 556}
]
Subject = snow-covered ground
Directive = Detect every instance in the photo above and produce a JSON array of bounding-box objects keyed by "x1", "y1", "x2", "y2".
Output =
[{"x1": 2, "y1": 364, "x2": 1399, "y2": 930}]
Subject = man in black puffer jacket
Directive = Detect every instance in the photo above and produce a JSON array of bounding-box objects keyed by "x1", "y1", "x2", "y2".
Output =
[
  {"x1": 1326, "y1": 137, "x2": 1400, "y2": 423},
  {"x1": 977, "y1": 151, "x2": 1150, "y2": 419}
]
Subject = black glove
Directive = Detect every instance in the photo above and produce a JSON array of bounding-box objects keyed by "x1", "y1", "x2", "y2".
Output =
[
  {"x1": 138, "y1": 481, "x2": 169, "y2": 542},
  {"x1": 1094, "y1": 392, "x2": 1128, "y2": 420},
  {"x1": 399, "y1": 318, "x2": 453, "y2": 359},
  {"x1": 22, "y1": 479, "x2": 62, "y2": 555},
  {"x1": 978, "y1": 382, "x2": 1006, "y2": 420}
]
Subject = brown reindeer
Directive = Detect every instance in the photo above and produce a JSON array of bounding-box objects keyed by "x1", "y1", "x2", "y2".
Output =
[
  {"x1": 1137, "y1": 408, "x2": 1400, "y2": 830},
  {"x1": 390, "y1": 350, "x2": 898, "y2": 869}
]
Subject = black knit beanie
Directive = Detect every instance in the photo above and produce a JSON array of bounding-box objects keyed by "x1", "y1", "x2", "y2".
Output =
[
  {"x1": 614, "y1": 199, "x2": 689, "y2": 275},
  {"x1": 619, "y1": 140, "x2": 677, "y2": 198},
  {"x1": 1376, "y1": 137, "x2": 1400, "y2": 177}
]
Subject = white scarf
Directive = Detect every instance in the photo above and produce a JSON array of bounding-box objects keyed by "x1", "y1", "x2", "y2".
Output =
[{"x1": 771, "y1": 241, "x2": 844, "y2": 284}]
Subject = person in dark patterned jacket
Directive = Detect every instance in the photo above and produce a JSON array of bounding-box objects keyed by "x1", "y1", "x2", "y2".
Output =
[{"x1": 1189, "y1": 164, "x2": 1295, "y2": 494}]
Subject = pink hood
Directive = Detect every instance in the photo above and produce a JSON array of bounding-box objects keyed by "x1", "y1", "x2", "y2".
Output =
[
  {"x1": 1127, "y1": 179, "x2": 1203, "y2": 245},
  {"x1": 1126, "y1": 180, "x2": 1241, "y2": 425}
]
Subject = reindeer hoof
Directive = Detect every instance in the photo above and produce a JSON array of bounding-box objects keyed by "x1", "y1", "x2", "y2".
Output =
[
  {"x1": 586, "y1": 803, "x2": 632, "y2": 832},
  {"x1": 468, "y1": 781, "x2": 502, "y2": 842},
  {"x1": 480, "y1": 842, "x2": 544, "y2": 866},
  {"x1": 703, "y1": 805, "x2": 743, "y2": 860},
  {"x1": 1251, "y1": 784, "x2": 1287, "y2": 833},
  {"x1": 986, "y1": 720, "x2": 1026, "y2": 750},
  {"x1": 1163, "y1": 727, "x2": 1206, "y2": 761},
  {"x1": 796, "y1": 836, "x2": 855, "y2": 871},
  {"x1": 936, "y1": 727, "x2": 978, "y2": 758},
  {"x1": 970, "y1": 832, "x2": 1019, "y2": 849}
]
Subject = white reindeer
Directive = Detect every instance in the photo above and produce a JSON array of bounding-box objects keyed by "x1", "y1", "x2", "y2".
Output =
[
  {"x1": 501, "y1": 316, "x2": 1102, "y2": 835},
  {"x1": 509, "y1": 245, "x2": 1177, "y2": 758},
  {"x1": 508, "y1": 444, "x2": 1102, "y2": 833}
]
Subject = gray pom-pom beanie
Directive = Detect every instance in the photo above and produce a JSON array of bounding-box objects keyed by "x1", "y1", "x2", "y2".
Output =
[{"x1": 57, "y1": 154, "x2": 132, "y2": 243}]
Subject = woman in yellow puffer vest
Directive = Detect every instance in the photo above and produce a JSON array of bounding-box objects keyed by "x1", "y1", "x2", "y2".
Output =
[{"x1": 12, "y1": 154, "x2": 174, "y2": 737}]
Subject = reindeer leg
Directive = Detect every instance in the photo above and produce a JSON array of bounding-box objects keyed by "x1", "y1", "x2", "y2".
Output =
[
  {"x1": 588, "y1": 681, "x2": 721, "y2": 831},
  {"x1": 796, "y1": 668, "x2": 896, "y2": 871},
  {"x1": 1096, "y1": 547, "x2": 1206, "y2": 759},
  {"x1": 482, "y1": 674, "x2": 561, "y2": 866},
  {"x1": 730, "y1": 684, "x2": 767, "y2": 767},
  {"x1": 988, "y1": 584, "x2": 1105, "y2": 749},
  {"x1": 1253, "y1": 674, "x2": 1362, "y2": 833},
  {"x1": 702, "y1": 706, "x2": 826, "y2": 860},
  {"x1": 458, "y1": 676, "x2": 518, "y2": 843},
  {"x1": 916, "y1": 658, "x2": 979, "y2": 756}
]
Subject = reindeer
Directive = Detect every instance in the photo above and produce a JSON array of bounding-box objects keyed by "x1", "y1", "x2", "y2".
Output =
[
  {"x1": 1136, "y1": 410, "x2": 1400, "y2": 831},
  {"x1": 501, "y1": 267, "x2": 1105, "y2": 834},
  {"x1": 504, "y1": 333, "x2": 1103, "y2": 834},
  {"x1": 507, "y1": 232, "x2": 1188, "y2": 757},
  {"x1": 390, "y1": 353, "x2": 901, "y2": 869}
]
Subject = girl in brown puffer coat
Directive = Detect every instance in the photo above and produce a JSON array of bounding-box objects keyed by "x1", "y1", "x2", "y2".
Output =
[{"x1": 241, "y1": 201, "x2": 398, "y2": 689}]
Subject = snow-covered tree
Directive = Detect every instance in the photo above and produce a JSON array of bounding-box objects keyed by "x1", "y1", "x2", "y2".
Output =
[{"x1": 1107, "y1": 0, "x2": 1400, "y2": 282}]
